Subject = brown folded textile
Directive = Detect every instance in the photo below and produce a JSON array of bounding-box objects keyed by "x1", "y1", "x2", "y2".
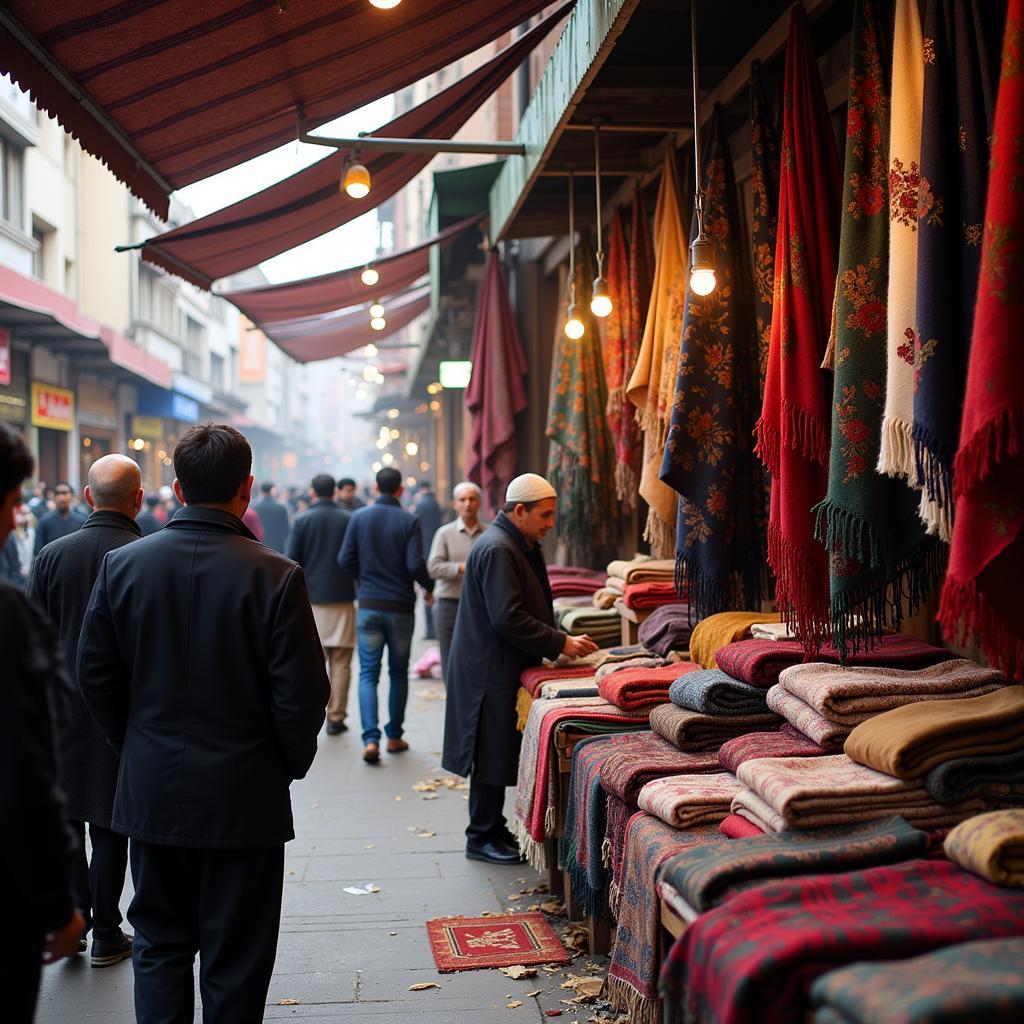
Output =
[
  {"x1": 944, "y1": 809, "x2": 1024, "y2": 887},
  {"x1": 844, "y1": 685, "x2": 1024, "y2": 779},
  {"x1": 650, "y1": 702, "x2": 782, "y2": 752}
]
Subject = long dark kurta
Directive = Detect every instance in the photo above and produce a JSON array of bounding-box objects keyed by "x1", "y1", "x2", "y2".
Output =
[
  {"x1": 442, "y1": 512, "x2": 565, "y2": 786},
  {"x1": 28, "y1": 509, "x2": 141, "y2": 827}
]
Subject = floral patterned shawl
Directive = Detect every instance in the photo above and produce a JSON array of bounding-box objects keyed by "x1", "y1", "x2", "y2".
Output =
[{"x1": 660, "y1": 105, "x2": 766, "y2": 619}]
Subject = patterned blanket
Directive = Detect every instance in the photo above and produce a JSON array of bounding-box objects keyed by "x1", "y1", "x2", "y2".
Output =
[
  {"x1": 598, "y1": 660, "x2": 701, "y2": 711},
  {"x1": 622, "y1": 581, "x2": 681, "y2": 610},
  {"x1": 520, "y1": 664, "x2": 596, "y2": 698},
  {"x1": 669, "y1": 669, "x2": 770, "y2": 716},
  {"x1": 637, "y1": 603, "x2": 697, "y2": 656},
  {"x1": 638, "y1": 773, "x2": 742, "y2": 830},
  {"x1": 925, "y1": 748, "x2": 1024, "y2": 805},
  {"x1": 661, "y1": 815, "x2": 926, "y2": 915},
  {"x1": 651, "y1": 703, "x2": 782, "y2": 751},
  {"x1": 660, "y1": 859, "x2": 1024, "y2": 1024},
  {"x1": 718, "y1": 724, "x2": 828, "y2": 774},
  {"x1": 607, "y1": 814, "x2": 724, "y2": 1024},
  {"x1": 689, "y1": 611, "x2": 783, "y2": 669},
  {"x1": 810, "y1": 937, "x2": 1024, "y2": 1024},
  {"x1": 733, "y1": 754, "x2": 985, "y2": 832},
  {"x1": 844, "y1": 685, "x2": 1024, "y2": 778},
  {"x1": 944, "y1": 809, "x2": 1024, "y2": 887}
]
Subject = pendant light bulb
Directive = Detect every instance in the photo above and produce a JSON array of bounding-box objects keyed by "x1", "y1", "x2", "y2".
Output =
[
  {"x1": 361, "y1": 266, "x2": 379, "y2": 286},
  {"x1": 369, "y1": 1, "x2": 402, "y2": 9},
  {"x1": 369, "y1": 302, "x2": 385, "y2": 319},
  {"x1": 590, "y1": 276, "x2": 612, "y2": 318},
  {"x1": 343, "y1": 157, "x2": 371, "y2": 199},
  {"x1": 370, "y1": 316, "x2": 387, "y2": 331},
  {"x1": 690, "y1": 233, "x2": 716, "y2": 296},
  {"x1": 564, "y1": 303, "x2": 586, "y2": 340}
]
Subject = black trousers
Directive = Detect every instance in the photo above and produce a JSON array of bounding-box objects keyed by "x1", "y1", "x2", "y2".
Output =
[
  {"x1": 8, "y1": 928, "x2": 42, "y2": 1024},
  {"x1": 433, "y1": 598, "x2": 459, "y2": 685},
  {"x1": 70, "y1": 820, "x2": 129, "y2": 940},
  {"x1": 467, "y1": 778, "x2": 511, "y2": 845},
  {"x1": 128, "y1": 840, "x2": 284, "y2": 1024}
]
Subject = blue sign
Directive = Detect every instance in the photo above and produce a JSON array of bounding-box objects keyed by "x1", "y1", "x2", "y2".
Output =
[{"x1": 137, "y1": 384, "x2": 200, "y2": 424}]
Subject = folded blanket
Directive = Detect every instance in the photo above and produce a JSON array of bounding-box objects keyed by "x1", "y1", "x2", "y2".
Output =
[
  {"x1": 553, "y1": 594, "x2": 598, "y2": 609},
  {"x1": 622, "y1": 580, "x2": 681, "y2": 610},
  {"x1": 719, "y1": 813, "x2": 766, "y2": 839},
  {"x1": 926, "y1": 748, "x2": 1024, "y2": 805},
  {"x1": 651, "y1": 703, "x2": 782, "y2": 751},
  {"x1": 595, "y1": 656, "x2": 667, "y2": 682},
  {"x1": 607, "y1": 554, "x2": 652, "y2": 579},
  {"x1": 845, "y1": 685, "x2": 1024, "y2": 779},
  {"x1": 734, "y1": 754, "x2": 984, "y2": 832},
  {"x1": 637, "y1": 603, "x2": 695, "y2": 656},
  {"x1": 638, "y1": 773, "x2": 743, "y2": 829},
  {"x1": 690, "y1": 611, "x2": 784, "y2": 669},
  {"x1": 540, "y1": 679, "x2": 600, "y2": 699},
  {"x1": 670, "y1": 669, "x2": 771, "y2": 716},
  {"x1": 766, "y1": 686, "x2": 849, "y2": 747},
  {"x1": 605, "y1": 575, "x2": 626, "y2": 594},
  {"x1": 944, "y1": 809, "x2": 1024, "y2": 888},
  {"x1": 660, "y1": 859, "x2": 1024, "y2": 1024},
  {"x1": 662, "y1": 816, "x2": 926, "y2": 916},
  {"x1": 809, "y1": 937, "x2": 1024, "y2": 1024},
  {"x1": 558, "y1": 605, "x2": 622, "y2": 632},
  {"x1": 751, "y1": 622, "x2": 796, "y2": 641},
  {"x1": 715, "y1": 633, "x2": 957, "y2": 689},
  {"x1": 607, "y1": 556, "x2": 676, "y2": 584},
  {"x1": 520, "y1": 664, "x2": 596, "y2": 698},
  {"x1": 607, "y1": 814, "x2": 725, "y2": 1024},
  {"x1": 515, "y1": 686, "x2": 534, "y2": 731},
  {"x1": 593, "y1": 587, "x2": 619, "y2": 609},
  {"x1": 718, "y1": 724, "x2": 828, "y2": 774},
  {"x1": 598, "y1": 660, "x2": 702, "y2": 711}
]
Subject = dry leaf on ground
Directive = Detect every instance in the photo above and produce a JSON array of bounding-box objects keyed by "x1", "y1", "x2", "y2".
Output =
[
  {"x1": 507, "y1": 1001, "x2": 523, "y2": 1008},
  {"x1": 278, "y1": 998, "x2": 301, "y2": 1005},
  {"x1": 499, "y1": 965, "x2": 537, "y2": 980},
  {"x1": 409, "y1": 982, "x2": 441, "y2": 991}
]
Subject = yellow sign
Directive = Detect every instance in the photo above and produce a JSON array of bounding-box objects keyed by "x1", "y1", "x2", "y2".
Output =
[
  {"x1": 131, "y1": 415, "x2": 164, "y2": 438},
  {"x1": 239, "y1": 322, "x2": 266, "y2": 382},
  {"x1": 31, "y1": 383, "x2": 74, "y2": 431}
]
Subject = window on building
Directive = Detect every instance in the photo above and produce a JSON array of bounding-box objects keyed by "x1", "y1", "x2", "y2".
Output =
[
  {"x1": 210, "y1": 351, "x2": 225, "y2": 391},
  {"x1": 182, "y1": 314, "x2": 206, "y2": 379},
  {"x1": 31, "y1": 220, "x2": 54, "y2": 282},
  {"x1": 64, "y1": 258, "x2": 75, "y2": 299},
  {"x1": 0, "y1": 137, "x2": 25, "y2": 227}
]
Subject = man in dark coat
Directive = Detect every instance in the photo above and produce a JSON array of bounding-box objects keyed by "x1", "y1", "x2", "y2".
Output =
[
  {"x1": 336, "y1": 476, "x2": 365, "y2": 512},
  {"x1": 135, "y1": 493, "x2": 163, "y2": 536},
  {"x1": 77, "y1": 424, "x2": 329, "y2": 1024},
  {"x1": 286, "y1": 474, "x2": 356, "y2": 735},
  {"x1": 34, "y1": 479, "x2": 87, "y2": 556},
  {"x1": 0, "y1": 422, "x2": 85, "y2": 1019},
  {"x1": 253, "y1": 480, "x2": 291, "y2": 553},
  {"x1": 29, "y1": 453, "x2": 143, "y2": 970},
  {"x1": 413, "y1": 482, "x2": 443, "y2": 639},
  {"x1": 442, "y1": 473, "x2": 597, "y2": 865}
]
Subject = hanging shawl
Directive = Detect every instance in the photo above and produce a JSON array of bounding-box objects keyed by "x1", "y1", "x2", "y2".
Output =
[
  {"x1": 465, "y1": 251, "x2": 529, "y2": 515},
  {"x1": 878, "y1": 0, "x2": 926, "y2": 488},
  {"x1": 912, "y1": 0, "x2": 1005, "y2": 540},
  {"x1": 815, "y1": 0, "x2": 943, "y2": 659},
  {"x1": 754, "y1": 5, "x2": 843, "y2": 651},
  {"x1": 547, "y1": 233, "x2": 619, "y2": 556},
  {"x1": 749, "y1": 60, "x2": 781, "y2": 394},
  {"x1": 938, "y1": 0, "x2": 1024, "y2": 679},
  {"x1": 627, "y1": 150, "x2": 689, "y2": 557},
  {"x1": 660, "y1": 105, "x2": 766, "y2": 620}
]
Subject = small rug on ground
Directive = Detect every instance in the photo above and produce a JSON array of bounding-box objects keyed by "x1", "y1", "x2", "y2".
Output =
[{"x1": 425, "y1": 912, "x2": 570, "y2": 972}]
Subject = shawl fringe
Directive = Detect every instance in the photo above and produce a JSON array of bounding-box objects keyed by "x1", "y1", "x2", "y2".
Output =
[
  {"x1": 767, "y1": 519, "x2": 828, "y2": 652},
  {"x1": 551, "y1": 453, "x2": 617, "y2": 552},
  {"x1": 911, "y1": 422, "x2": 954, "y2": 538},
  {"x1": 645, "y1": 508, "x2": 677, "y2": 560},
  {"x1": 606, "y1": 973, "x2": 660, "y2": 1024},
  {"x1": 938, "y1": 575, "x2": 1023, "y2": 680},
  {"x1": 564, "y1": 839, "x2": 605, "y2": 920},
  {"x1": 953, "y1": 404, "x2": 1023, "y2": 498},
  {"x1": 513, "y1": 815, "x2": 548, "y2": 873},
  {"x1": 608, "y1": 879, "x2": 622, "y2": 917},
  {"x1": 615, "y1": 458, "x2": 640, "y2": 507},
  {"x1": 783, "y1": 400, "x2": 830, "y2": 466},
  {"x1": 877, "y1": 414, "x2": 917, "y2": 479},
  {"x1": 754, "y1": 416, "x2": 780, "y2": 476},
  {"x1": 601, "y1": 836, "x2": 613, "y2": 868},
  {"x1": 676, "y1": 551, "x2": 763, "y2": 624}
]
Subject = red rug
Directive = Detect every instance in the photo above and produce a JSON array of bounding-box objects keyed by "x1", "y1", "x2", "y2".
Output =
[{"x1": 426, "y1": 912, "x2": 569, "y2": 972}]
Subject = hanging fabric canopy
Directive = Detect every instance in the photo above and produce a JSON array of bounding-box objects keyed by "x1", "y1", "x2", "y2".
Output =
[
  {"x1": 269, "y1": 285, "x2": 430, "y2": 364},
  {"x1": 465, "y1": 251, "x2": 528, "y2": 515},
  {"x1": 0, "y1": 0, "x2": 562, "y2": 219},
  {"x1": 219, "y1": 213, "x2": 482, "y2": 326},
  {"x1": 626, "y1": 149, "x2": 690, "y2": 558},
  {"x1": 136, "y1": 5, "x2": 571, "y2": 289},
  {"x1": 939, "y1": 0, "x2": 1024, "y2": 678},
  {"x1": 754, "y1": 5, "x2": 842, "y2": 651},
  {"x1": 660, "y1": 104, "x2": 766, "y2": 621}
]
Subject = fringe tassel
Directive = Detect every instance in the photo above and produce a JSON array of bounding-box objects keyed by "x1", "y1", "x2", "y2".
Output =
[
  {"x1": 675, "y1": 551, "x2": 763, "y2": 623},
  {"x1": 544, "y1": 803, "x2": 556, "y2": 835},
  {"x1": 601, "y1": 837, "x2": 613, "y2": 868},
  {"x1": 644, "y1": 508, "x2": 677, "y2": 560},
  {"x1": 605, "y1": 973, "x2": 662, "y2": 1024},
  {"x1": 939, "y1": 575, "x2": 1024, "y2": 681},
  {"x1": 512, "y1": 816, "x2": 548, "y2": 873},
  {"x1": 564, "y1": 839, "x2": 605, "y2": 920},
  {"x1": 911, "y1": 424, "x2": 954, "y2": 541},
  {"x1": 953, "y1": 404, "x2": 1023, "y2": 497},
  {"x1": 608, "y1": 880, "x2": 622, "y2": 917},
  {"x1": 766, "y1": 520, "x2": 830, "y2": 654},
  {"x1": 781, "y1": 399, "x2": 830, "y2": 467},
  {"x1": 754, "y1": 416, "x2": 781, "y2": 476},
  {"x1": 877, "y1": 415, "x2": 917, "y2": 480},
  {"x1": 615, "y1": 459, "x2": 640, "y2": 507}
]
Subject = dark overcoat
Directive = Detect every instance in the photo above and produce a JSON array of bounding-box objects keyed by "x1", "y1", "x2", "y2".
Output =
[
  {"x1": 254, "y1": 496, "x2": 291, "y2": 553},
  {"x1": 28, "y1": 510, "x2": 141, "y2": 826},
  {"x1": 441, "y1": 513, "x2": 564, "y2": 786},
  {"x1": 77, "y1": 506, "x2": 329, "y2": 848},
  {"x1": 285, "y1": 498, "x2": 355, "y2": 604}
]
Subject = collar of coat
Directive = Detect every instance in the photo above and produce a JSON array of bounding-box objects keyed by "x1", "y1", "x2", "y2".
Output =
[
  {"x1": 166, "y1": 505, "x2": 258, "y2": 541},
  {"x1": 493, "y1": 510, "x2": 537, "y2": 552},
  {"x1": 82, "y1": 509, "x2": 142, "y2": 537},
  {"x1": 374, "y1": 494, "x2": 401, "y2": 508}
]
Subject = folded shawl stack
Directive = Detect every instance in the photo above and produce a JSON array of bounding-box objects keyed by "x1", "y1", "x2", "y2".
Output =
[
  {"x1": 556, "y1": 605, "x2": 621, "y2": 646},
  {"x1": 607, "y1": 557, "x2": 677, "y2": 584},
  {"x1": 766, "y1": 658, "x2": 1005, "y2": 747},
  {"x1": 688, "y1": 611, "x2": 784, "y2": 669},
  {"x1": 944, "y1": 809, "x2": 1024, "y2": 887},
  {"x1": 622, "y1": 580, "x2": 680, "y2": 610},
  {"x1": 638, "y1": 773, "x2": 743, "y2": 830},
  {"x1": 925, "y1": 748, "x2": 1024, "y2": 806},
  {"x1": 637, "y1": 603, "x2": 696, "y2": 656},
  {"x1": 598, "y1": 660, "x2": 701, "y2": 711},
  {"x1": 669, "y1": 668, "x2": 771, "y2": 716},
  {"x1": 717, "y1": 724, "x2": 828, "y2": 774},
  {"x1": 650, "y1": 703, "x2": 782, "y2": 752}
]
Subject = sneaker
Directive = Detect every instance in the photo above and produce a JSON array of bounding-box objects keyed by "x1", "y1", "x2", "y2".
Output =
[
  {"x1": 78, "y1": 937, "x2": 88, "y2": 954},
  {"x1": 90, "y1": 929, "x2": 133, "y2": 968}
]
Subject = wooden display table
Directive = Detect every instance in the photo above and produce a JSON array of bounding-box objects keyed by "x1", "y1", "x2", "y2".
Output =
[{"x1": 615, "y1": 600, "x2": 656, "y2": 645}]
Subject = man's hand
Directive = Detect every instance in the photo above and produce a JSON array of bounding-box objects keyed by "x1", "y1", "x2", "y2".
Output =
[
  {"x1": 42, "y1": 910, "x2": 86, "y2": 964},
  {"x1": 561, "y1": 634, "x2": 599, "y2": 659},
  {"x1": 457, "y1": 563, "x2": 466, "y2": 575},
  {"x1": 425, "y1": 591, "x2": 435, "y2": 608}
]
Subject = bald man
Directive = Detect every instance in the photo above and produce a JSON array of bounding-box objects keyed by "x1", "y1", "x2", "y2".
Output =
[{"x1": 28, "y1": 454, "x2": 144, "y2": 968}]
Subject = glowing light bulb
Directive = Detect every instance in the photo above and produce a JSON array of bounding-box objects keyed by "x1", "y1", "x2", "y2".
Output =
[
  {"x1": 405, "y1": 441, "x2": 418, "y2": 456},
  {"x1": 343, "y1": 161, "x2": 371, "y2": 199},
  {"x1": 372, "y1": 460, "x2": 382, "y2": 472},
  {"x1": 369, "y1": 303, "x2": 385, "y2": 319},
  {"x1": 381, "y1": 452, "x2": 394, "y2": 465},
  {"x1": 363, "y1": 343, "x2": 378, "y2": 357},
  {"x1": 356, "y1": 388, "x2": 368, "y2": 400},
  {"x1": 590, "y1": 276, "x2": 613, "y2": 318},
  {"x1": 690, "y1": 267, "x2": 717, "y2": 296},
  {"x1": 564, "y1": 303, "x2": 585, "y2": 340},
  {"x1": 369, "y1": 0, "x2": 402, "y2": 8},
  {"x1": 361, "y1": 267, "x2": 379, "y2": 286},
  {"x1": 370, "y1": 316, "x2": 386, "y2": 331}
]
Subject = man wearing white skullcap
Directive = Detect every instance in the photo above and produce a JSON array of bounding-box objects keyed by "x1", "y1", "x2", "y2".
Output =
[{"x1": 442, "y1": 473, "x2": 598, "y2": 865}]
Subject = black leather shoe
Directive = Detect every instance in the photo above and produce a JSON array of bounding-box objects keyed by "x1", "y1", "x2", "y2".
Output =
[
  {"x1": 466, "y1": 840, "x2": 523, "y2": 865},
  {"x1": 326, "y1": 721, "x2": 347, "y2": 735},
  {"x1": 91, "y1": 929, "x2": 133, "y2": 968}
]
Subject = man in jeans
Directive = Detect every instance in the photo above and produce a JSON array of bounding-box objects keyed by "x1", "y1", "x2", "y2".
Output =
[{"x1": 339, "y1": 466, "x2": 434, "y2": 763}]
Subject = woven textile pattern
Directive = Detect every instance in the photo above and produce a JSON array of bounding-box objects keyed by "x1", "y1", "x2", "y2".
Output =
[
  {"x1": 943, "y1": 808, "x2": 1024, "y2": 886},
  {"x1": 650, "y1": 702, "x2": 782, "y2": 751},
  {"x1": 637, "y1": 773, "x2": 743, "y2": 830},
  {"x1": 669, "y1": 668, "x2": 771, "y2": 716},
  {"x1": 717, "y1": 724, "x2": 828, "y2": 774}
]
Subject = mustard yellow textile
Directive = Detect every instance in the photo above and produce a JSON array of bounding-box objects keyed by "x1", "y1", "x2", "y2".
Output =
[
  {"x1": 944, "y1": 809, "x2": 1024, "y2": 887},
  {"x1": 688, "y1": 611, "x2": 784, "y2": 669}
]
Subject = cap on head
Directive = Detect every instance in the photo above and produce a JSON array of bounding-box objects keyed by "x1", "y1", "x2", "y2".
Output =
[{"x1": 504, "y1": 473, "x2": 556, "y2": 505}]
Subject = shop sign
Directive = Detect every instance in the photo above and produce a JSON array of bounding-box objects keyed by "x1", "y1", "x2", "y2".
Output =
[
  {"x1": 171, "y1": 392, "x2": 199, "y2": 423},
  {"x1": 77, "y1": 374, "x2": 119, "y2": 429},
  {"x1": 31, "y1": 382, "x2": 74, "y2": 431},
  {"x1": 239, "y1": 329, "x2": 266, "y2": 383},
  {"x1": 131, "y1": 415, "x2": 164, "y2": 438},
  {"x1": 0, "y1": 328, "x2": 10, "y2": 386}
]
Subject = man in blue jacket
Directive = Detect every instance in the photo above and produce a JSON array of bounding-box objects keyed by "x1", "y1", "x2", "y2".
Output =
[{"x1": 339, "y1": 466, "x2": 434, "y2": 763}]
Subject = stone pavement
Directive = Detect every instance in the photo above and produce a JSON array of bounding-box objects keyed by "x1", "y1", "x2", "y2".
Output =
[{"x1": 36, "y1": 630, "x2": 614, "y2": 1023}]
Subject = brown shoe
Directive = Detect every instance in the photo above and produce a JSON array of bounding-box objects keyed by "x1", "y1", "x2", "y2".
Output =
[
  {"x1": 362, "y1": 743, "x2": 380, "y2": 763},
  {"x1": 386, "y1": 738, "x2": 409, "y2": 754}
]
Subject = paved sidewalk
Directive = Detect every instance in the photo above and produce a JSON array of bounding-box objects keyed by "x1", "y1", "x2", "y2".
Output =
[{"x1": 36, "y1": 638, "x2": 613, "y2": 1022}]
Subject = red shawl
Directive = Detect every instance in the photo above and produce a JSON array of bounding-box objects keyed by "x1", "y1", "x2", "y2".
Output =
[
  {"x1": 621, "y1": 580, "x2": 681, "y2": 610},
  {"x1": 939, "y1": 0, "x2": 1024, "y2": 679},
  {"x1": 754, "y1": 6, "x2": 842, "y2": 650},
  {"x1": 598, "y1": 660, "x2": 701, "y2": 711},
  {"x1": 519, "y1": 665, "x2": 596, "y2": 699}
]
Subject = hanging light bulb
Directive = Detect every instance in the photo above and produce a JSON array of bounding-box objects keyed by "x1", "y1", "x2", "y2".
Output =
[
  {"x1": 563, "y1": 168, "x2": 586, "y2": 339},
  {"x1": 369, "y1": 0, "x2": 402, "y2": 8},
  {"x1": 361, "y1": 266, "x2": 379, "y2": 286},
  {"x1": 369, "y1": 302, "x2": 385, "y2": 319},
  {"x1": 370, "y1": 316, "x2": 387, "y2": 331},
  {"x1": 688, "y1": 0, "x2": 717, "y2": 297},
  {"x1": 590, "y1": 277, "x2": 613, "y2": 318},
  {"x1": 363, "y1": 343, "x2": 378, "y2": 358},
  {"x1": 590, "y1": 121, "x2": 613, "y2": 318},
  {"x1": 564, "y1": 303, "x2": 586, "y2": 340},
  {"x1": 342, "y1": 153, "x2": 371, "y2": 199}
]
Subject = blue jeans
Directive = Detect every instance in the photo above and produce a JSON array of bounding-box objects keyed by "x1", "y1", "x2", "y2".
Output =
[{"x1": 356, "y1": 608, "x2": 415, "y2": 745}]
